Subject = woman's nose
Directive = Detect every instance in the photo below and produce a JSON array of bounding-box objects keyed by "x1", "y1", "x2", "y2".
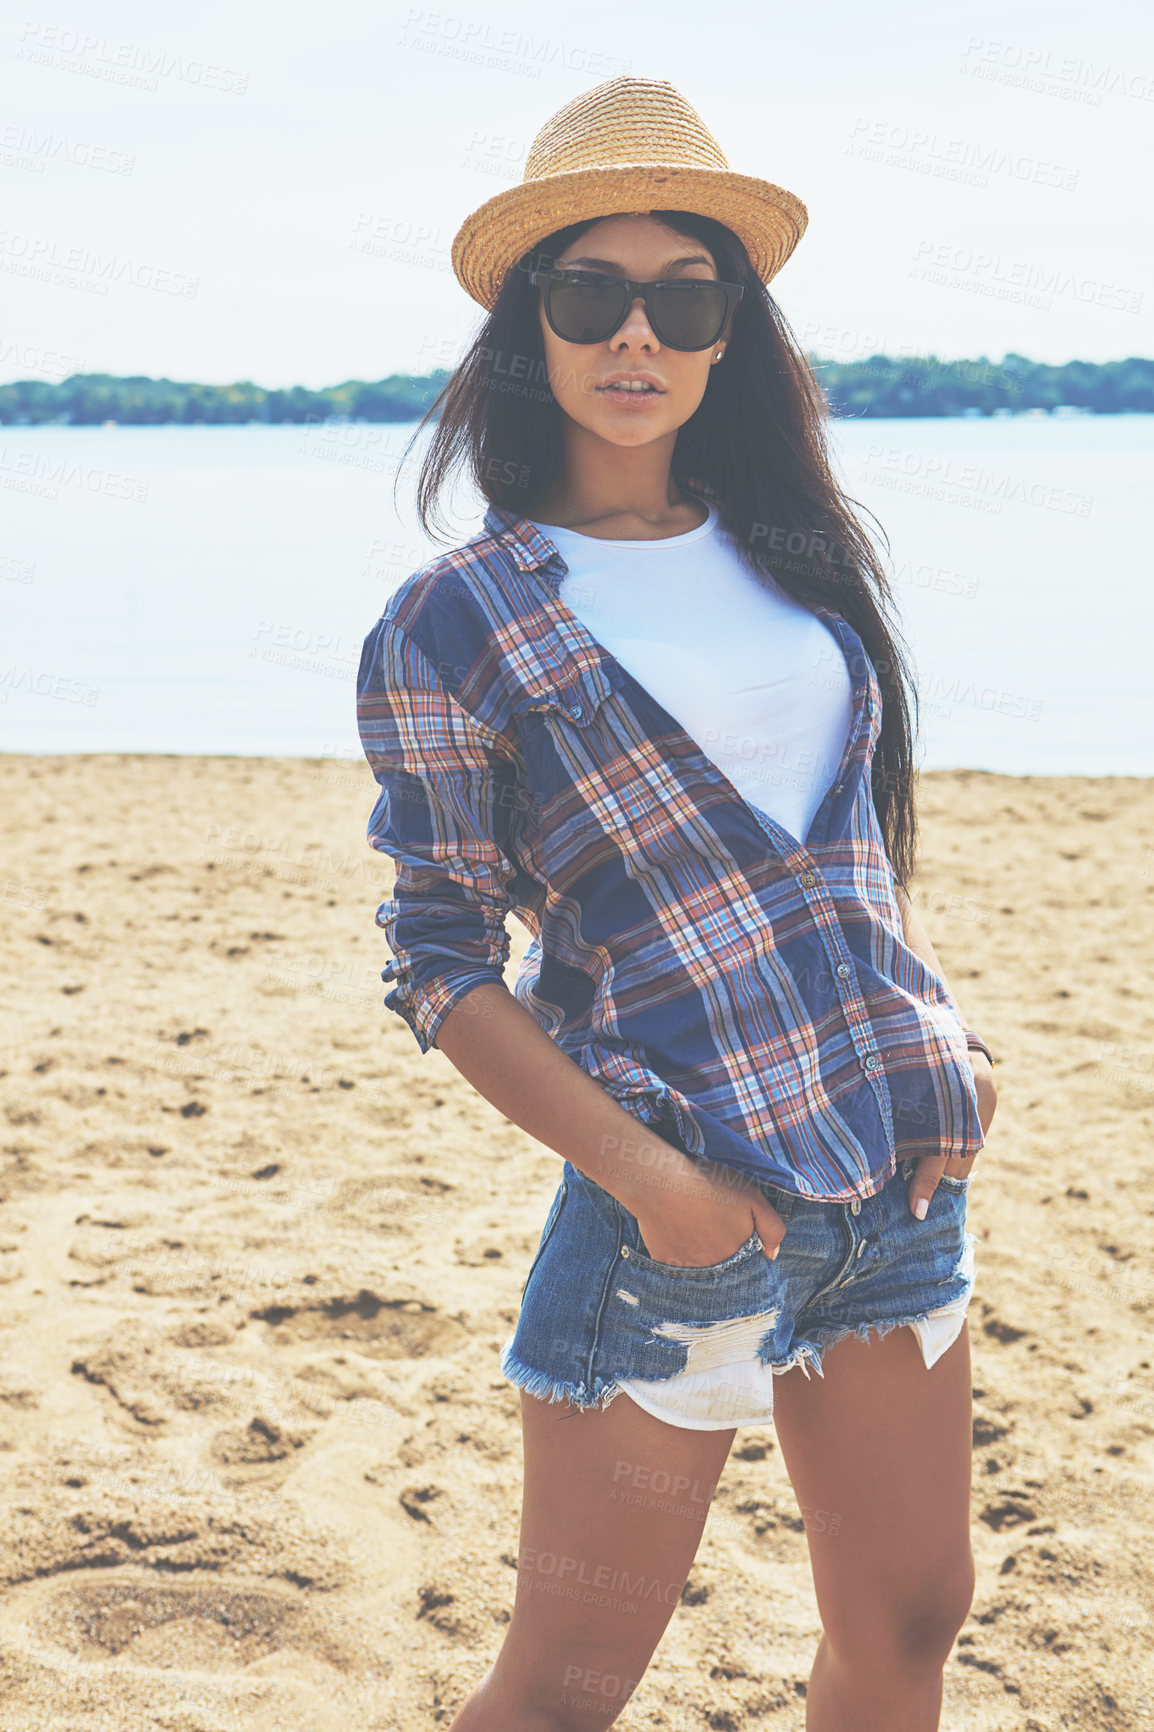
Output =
[{"x1": 612, "y1": 297, "x2": 658, "y2": 346}]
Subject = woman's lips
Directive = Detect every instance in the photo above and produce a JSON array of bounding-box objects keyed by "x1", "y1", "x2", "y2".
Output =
[{"x1": 596, "y1": 384, "x2": 665, "y2": 405}]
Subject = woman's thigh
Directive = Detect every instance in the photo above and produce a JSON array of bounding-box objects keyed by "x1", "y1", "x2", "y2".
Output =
[
  {"x1": 487, "y1": 1388, "x2": 736, "y2": 1725},
  {"x1": 772, "y1": 1319, "x2": 975, "y2": 1662}
]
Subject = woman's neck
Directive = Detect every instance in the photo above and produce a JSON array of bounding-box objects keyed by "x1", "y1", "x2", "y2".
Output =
[
  {"x1": 531, "y1": 501, "x2": 709, "y2": 540},
  {"x1": 529, "y1": 420, "x2": 708, "y2": 538},
  {"x1": 528, "y1": 483, "x2": 708, "y2": 540}
]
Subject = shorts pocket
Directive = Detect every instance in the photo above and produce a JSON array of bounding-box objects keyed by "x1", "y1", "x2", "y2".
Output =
[
  {"x1": 936, "y1": 1173, "x2": 970, "y2": 1191},
  {"x1": 520, "y1": 1181, "x2": 568, "y2": 1299},
  {"x1": 605, "y1": 1225, "x2": 785, "y2": 1387},
  {"x1": 621, "y1": 1228, "x2": 766, "y2": 1280}
]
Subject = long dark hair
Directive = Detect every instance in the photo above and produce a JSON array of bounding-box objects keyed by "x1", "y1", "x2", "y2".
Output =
[{"x1": 400, "y1": 210, "x2": 921, "y2": 889}]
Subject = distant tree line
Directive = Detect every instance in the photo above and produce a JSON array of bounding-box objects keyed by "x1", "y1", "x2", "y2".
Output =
[
  {"x1": 813, "y1": 352, "x2": 1154, "y2": 417},
  {"x1": 0, "y1": 371, "x2": 452, "y2": 426},
  {"x1": 1, "y1": 354, "x2": 1151, "y2": 425}
]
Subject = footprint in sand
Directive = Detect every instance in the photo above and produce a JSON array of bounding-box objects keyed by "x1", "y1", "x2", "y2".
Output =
[
  {"x1": 250, "y1": 1291, "x2": 467, "y2": 1360},
  {"x1": 0, "y1": 1569, "x2": 361, "y2": 1676}
]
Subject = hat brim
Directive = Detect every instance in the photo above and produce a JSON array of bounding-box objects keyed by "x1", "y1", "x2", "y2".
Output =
[{"x1": 451, "y1": 164, "x2": 809, "y2": 311}]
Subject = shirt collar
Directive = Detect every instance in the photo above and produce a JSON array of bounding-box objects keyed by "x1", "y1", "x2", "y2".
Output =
[{"x1": 482, "y1": 503, "x2": 565, "y2": 579}]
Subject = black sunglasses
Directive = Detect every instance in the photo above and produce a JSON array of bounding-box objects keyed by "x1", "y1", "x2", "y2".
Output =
[{"x1": 529, "y1": 267, "x2": 743, "y2": 352}]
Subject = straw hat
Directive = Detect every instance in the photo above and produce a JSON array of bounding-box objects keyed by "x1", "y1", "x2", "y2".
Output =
[{"x1": 451, "y1": 75, "x2": 809, "y2": 311}]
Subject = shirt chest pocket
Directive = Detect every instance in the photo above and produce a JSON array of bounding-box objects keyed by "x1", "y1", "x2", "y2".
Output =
[{"x1": 511, "y1": 660, "x2": 626, "y2": 811}]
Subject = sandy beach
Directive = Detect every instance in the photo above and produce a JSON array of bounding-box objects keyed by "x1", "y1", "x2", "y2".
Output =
[{"x1": 0, "y1": 749, "x2": 1151, "y2": 1731}]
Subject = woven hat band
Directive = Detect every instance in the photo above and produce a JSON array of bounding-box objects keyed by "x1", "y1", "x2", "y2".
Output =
[{"x1": 524, "y1": 80, "x2": 730, "y2": 179}]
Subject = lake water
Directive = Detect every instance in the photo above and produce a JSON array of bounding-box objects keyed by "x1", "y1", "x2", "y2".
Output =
[{"x1": 1, "y1": 414, "x2": 1151, "y2": 774}]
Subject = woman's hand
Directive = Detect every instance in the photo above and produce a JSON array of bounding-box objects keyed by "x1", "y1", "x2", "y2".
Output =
[
  {"x1": 628, "y1": 1155, "x2": 788, "y2": 1269},
  {"x1": 907, "y1": 1046, "x2": 997, "y2": 1218}
]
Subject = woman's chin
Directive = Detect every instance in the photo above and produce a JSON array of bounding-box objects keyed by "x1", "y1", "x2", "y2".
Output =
[{"x1": 573, "y1": 410, "x2": 675, "y2": 448}]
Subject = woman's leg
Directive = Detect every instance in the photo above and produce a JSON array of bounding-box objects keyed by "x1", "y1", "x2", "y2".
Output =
[
  {"x1": 772, "y1": 1321, "x2": 975, "y2": 1732},
  {"x1": 449, "y1": 1388, "x2": 736, "y2": 1732}
]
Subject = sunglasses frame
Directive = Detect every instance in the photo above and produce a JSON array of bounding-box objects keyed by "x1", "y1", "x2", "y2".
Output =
[{"x1": 529, "y1": 267, "x2": 744, "y2": 352}]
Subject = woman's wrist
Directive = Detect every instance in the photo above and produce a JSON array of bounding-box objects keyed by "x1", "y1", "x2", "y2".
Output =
[
  {"x1": 591, "y1": 1123, "x2": 712, "y2": 1215},
  {"x1": 434, "y1": 983, "x2": 718, "y2": 1216},
  {"x1": 963, "y1": 1028, "x2": 995, "y2": 1067}
]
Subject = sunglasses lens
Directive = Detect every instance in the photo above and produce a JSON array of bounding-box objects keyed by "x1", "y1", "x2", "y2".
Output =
[
  {"x1": 650, "y1": 282, "x2": 727, "y2": 349},
  {"x1": 540, "y1": 273, "x2": 731, "y2": 349},
  {"x1": 547, "y1": 275, "x2": 625, "y2": 343}
]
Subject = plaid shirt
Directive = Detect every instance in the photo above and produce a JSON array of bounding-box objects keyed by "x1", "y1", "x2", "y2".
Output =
[{"x1": 356, "y1": 503, "x2": 985, "y2": 1202}]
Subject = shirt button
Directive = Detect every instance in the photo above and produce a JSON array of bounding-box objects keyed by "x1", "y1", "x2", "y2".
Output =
[
  {"x1": 863, "y1": 1054, "x2": 879, "y2": 1071},
  {"x1": 836, "y1": 962, "x2": 851, "y2": 978},
  {"x1": 798, "y1": 871, "x2": 816, "y2": 888},
  {"x1": 569, "y1": 703, "x2": 584, "y2": 719}
]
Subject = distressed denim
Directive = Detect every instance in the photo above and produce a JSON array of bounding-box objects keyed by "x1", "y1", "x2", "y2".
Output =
[{"x1": 502, "y1": 1154, "x2": 976, "y2": 1430}]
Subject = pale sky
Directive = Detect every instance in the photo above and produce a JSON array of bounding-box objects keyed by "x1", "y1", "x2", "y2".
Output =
[{"x1": 2, "y1": 0, "x2": 1149, "y2": 390}]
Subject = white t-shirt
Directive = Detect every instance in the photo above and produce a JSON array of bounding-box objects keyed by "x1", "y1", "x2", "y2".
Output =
[{"x1": 525, "y1": 500, "x2": 855, "y2": 848}]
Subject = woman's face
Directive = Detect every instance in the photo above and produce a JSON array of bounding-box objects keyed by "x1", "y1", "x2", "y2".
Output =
[{"x1": 534, "y1": 213, "x2": 731, "y2": 450}]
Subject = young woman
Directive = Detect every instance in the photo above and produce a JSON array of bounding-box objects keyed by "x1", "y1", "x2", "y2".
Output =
[{"x1": 357, "y1": 76, "x2": 997, "y2": 1732}]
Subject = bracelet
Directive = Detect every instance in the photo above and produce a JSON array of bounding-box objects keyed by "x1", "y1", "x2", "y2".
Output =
[{"x1": 963, "y1": 1029, "x2": 995, "y2": 1067}]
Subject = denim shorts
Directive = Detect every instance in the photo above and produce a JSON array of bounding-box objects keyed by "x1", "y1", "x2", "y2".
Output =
[{"x1": 500, "y1": 1156, "x2": 977, "y2": 1431}]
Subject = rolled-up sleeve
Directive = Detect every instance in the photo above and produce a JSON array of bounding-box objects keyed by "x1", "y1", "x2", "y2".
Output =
[{"x1": 356, "y1": 610, "x2": 520, "y2": 1054}]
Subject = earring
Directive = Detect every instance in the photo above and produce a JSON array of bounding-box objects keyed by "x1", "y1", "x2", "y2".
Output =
[{"x1": 714, "y1": 350, "x2": 723, "y2": 361}]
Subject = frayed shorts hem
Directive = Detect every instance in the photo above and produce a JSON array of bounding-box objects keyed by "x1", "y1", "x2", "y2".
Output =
[
  {"x1": 800, "y1": 1299, "x2": 971, "y2": 1377},
  {"x1": 501, "y1": 1330, "x2": 850, "y2": 1427},
  {"x1": 501, "y1": 1294, "x2": 971, "y2": 1429},
  {"x1": 500, "y1": 1342, "x2": 627, "y2": 1416}
]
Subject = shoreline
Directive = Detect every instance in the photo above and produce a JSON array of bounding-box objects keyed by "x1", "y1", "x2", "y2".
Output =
[{"x1": 4, "y1": 750, "x2": 1152, "y2": 778}]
